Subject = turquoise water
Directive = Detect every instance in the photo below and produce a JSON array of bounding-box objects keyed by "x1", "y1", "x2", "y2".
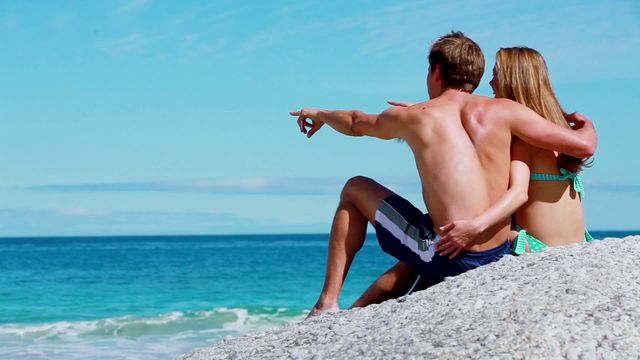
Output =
[
  {"x1": 0, "y1": 234, "x2": 397, "y2": 359},
  {"x1": 0, "y1": 231, "x2": 633, "y2": 359}
]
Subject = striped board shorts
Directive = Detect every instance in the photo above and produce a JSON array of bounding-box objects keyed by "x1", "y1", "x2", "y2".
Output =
[{"x1": 374, "y1": 194, "x2": 512, "y2": 284}]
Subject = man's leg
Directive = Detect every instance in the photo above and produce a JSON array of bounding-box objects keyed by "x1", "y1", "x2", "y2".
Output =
[
  {"x1": 410, "y1": 274, "x2": 438, "y2": 293},
  {"x1": 309, "y1": 176, "x2": 394, "y2": 317},
  {"x1": 350, "y1": 261, "x2": 418, "y2": 309}
]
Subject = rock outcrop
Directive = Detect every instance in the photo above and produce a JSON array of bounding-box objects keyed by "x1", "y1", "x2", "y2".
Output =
[{"x1": 181, "y1": 236, "x2": 640, "y2": 359}]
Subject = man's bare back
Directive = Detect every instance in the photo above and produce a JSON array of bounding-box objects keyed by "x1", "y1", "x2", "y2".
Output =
[
  {"x1": 398, "y1": 92, "x2": 498, "y2": 249},
  {"x1": 384, "y1": 90, "x2": 514, "y2": 251}
]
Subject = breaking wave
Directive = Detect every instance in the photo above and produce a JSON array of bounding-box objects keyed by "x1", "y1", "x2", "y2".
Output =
[{"x1": 0, "y1": 307, "x2": 306, "y2": 360}]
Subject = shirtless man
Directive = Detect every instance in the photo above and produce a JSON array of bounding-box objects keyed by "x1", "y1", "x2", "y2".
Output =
[{"x1": 290, "y1": 31, "x2": 597, "y2": 315}]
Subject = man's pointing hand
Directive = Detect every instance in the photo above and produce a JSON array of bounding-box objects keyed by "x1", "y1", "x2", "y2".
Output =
[{"x1": 290, "y1": 108, "x2": 325, "y2": 139}]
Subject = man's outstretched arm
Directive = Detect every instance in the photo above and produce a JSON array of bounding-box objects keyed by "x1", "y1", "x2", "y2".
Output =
[
  {"x1": 290, "y1": 108, "x2": 377, "y2": 138},
  {"x1": 290, "y1": 107, "x2": 406, "y2": 140},
  {"x1": 499, "y1": 99, "x2": 598, "y2": 158}
]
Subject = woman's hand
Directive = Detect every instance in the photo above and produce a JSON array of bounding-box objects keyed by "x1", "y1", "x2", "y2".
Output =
[
  {"x1": 435, "y1": 220, "x2": 482, "y2": 259},
  {"x1": 387, "y1": 100, "x2": 417, "y2": 107}
]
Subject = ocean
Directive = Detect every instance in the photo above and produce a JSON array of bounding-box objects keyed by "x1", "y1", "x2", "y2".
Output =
[{"x1": 0, "y1": 231, "x2": 635, "y2": 359}]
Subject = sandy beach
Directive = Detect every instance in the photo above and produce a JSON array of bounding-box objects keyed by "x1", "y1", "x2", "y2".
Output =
[{"x1": 181, "y1": 236, "x2": 640, "y2": 359}]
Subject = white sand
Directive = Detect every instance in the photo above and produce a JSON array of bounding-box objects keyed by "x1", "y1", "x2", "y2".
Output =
[{"x1": 180, "y1": 236, "x2": 640, "y2": 359}]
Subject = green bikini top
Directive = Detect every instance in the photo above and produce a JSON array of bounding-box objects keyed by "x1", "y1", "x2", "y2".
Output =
[
  {"x1": 530, "y1": 168, "x2": 585, "y2": 198},
  {"x1": 514, "y1": 168, "x2": 591, "y2": 255}
]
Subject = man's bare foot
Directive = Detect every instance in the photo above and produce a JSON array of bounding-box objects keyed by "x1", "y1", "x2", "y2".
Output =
[{"x1": 305, "y1": 305, "x2": 339, "y2": 320}]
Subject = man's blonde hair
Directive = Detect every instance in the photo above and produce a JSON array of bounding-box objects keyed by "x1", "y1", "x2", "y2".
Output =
[{"x1": 428, "y1": 31, "x2": 484, "y2": 93}]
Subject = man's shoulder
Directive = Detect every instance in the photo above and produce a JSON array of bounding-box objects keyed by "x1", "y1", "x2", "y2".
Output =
[
  {"x1": 406, "y1": 99, "x2": 451, "y2": 114},
  {"x1": 465, "y1": 94, "x2": 506, "y2": 108},
  {"x1": 464, "y1": 96, "x2": 517, "y2": 120},
  {"x1": 401, "y1": 101, "x2": 445, "y2": 125},
  {"x1": 382, "y1": 102, "x2": 430, "y2": 122},
  {"x1": 479, "y1": 96, "x2": 519, "y2": 111}
]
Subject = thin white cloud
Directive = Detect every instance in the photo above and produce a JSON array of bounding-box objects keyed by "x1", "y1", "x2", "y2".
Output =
[
  {"x1": 25, "y1": 177, "x2": 422, "y2": 195},
  {"x1": 50, "y1": 13, "x2": 74, "y2": 26},
  {"x1": 276, "y1": 1, "x2": 315, "y2": 16},
  {"x1": 0, "y1": 208, "x2": 258, "y2": 237},
  {"x1": 116, "y1": 0, "x2": 150, "y2": 15},
  {"x1": 95, "y1": 32, "x2": 162, "y2": 55},
  {"x1": 238, "y1": 1, "x2": 462, "y2": 54},
  {"x1": 10, "y1": 1, "x2": 638, "y2": 78},
  {"x1": 168, "y1": 3, "x2": 244, "y2": 27},
  {"x1": 97, "y1": 4, "x2": 241, "y2": 60},
  {"x1": 0, "y1": 208, "x2": 332, "y2": 237},
  {"x1": 24, "y1": 178, "x2": 640, "y2": 195},
  {"x1": 238, "y1": 0, "x2": 640, "y2": 80}
]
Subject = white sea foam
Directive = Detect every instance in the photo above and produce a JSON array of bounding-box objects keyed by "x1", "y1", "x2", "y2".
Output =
[{"x1": 0, "y1": 307, "x2": 306, "y2": 360}]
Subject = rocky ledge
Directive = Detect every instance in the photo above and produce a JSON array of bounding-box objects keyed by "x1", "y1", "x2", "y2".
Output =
[{"x1": 181, "y1": 236, "x2": 640, "y2": 359}]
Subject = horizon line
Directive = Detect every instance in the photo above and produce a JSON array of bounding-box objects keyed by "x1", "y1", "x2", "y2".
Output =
[{"x1": 1, "y1": 229, "x2": 639, "y2": 240}]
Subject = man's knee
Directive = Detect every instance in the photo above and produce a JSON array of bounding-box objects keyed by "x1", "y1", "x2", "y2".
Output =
[{"x1": 340, "y1": 176, "x2": 375, "y2": 202}]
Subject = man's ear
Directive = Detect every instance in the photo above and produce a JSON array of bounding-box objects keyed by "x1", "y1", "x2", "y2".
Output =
[{"x1": 433, "y1": 64, "x2": 442, "y2": 83}]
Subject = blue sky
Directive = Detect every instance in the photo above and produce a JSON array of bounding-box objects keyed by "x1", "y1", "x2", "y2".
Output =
[{"x1": 1, "y1": 0, "x2": 639, "y2": 236}]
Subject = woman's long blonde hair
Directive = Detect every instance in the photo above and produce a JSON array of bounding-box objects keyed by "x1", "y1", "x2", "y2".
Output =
[{"x1": 494, "y1": 47, "x2": 590, "y2": 172}]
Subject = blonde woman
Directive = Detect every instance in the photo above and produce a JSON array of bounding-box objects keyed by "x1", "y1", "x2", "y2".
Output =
[{"x1": 436, "y1": 47, "x2": 593, "y2": 256}]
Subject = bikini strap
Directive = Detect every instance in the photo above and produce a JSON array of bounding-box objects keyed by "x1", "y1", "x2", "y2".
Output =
[
  {"x1": 530, "y1": 168, "x2": 585, "y2": 198},
  {"x1": 584, "y1": 229, "x2": 594, "y2": 242},
  {"x1": 513, "y1": 226, "x2": 527, "y2": 255}
]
